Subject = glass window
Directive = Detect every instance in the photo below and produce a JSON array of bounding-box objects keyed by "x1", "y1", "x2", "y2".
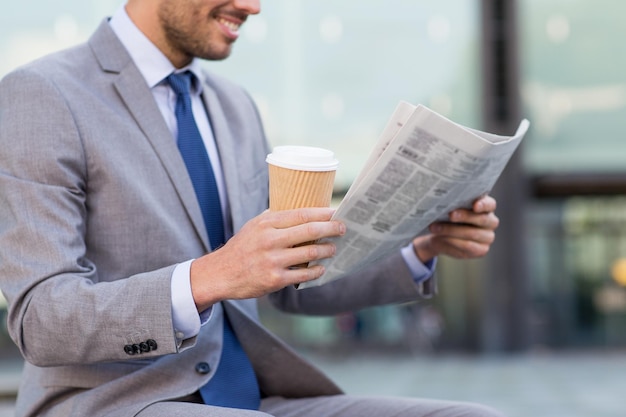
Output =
[
  {"x1": 1, "y1": 1, "x2": 122, "y2": 75},
  {"x1": 520, "y1": 0, "x2": 626, "y2": 173},
  {"x1": 521, "y1": 0, "x2": 626, "y2": 349}
]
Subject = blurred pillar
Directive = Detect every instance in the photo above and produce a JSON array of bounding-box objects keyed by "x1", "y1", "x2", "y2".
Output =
[{"x1": 478, "y1": 0, "x2": 531, "y2": 352}]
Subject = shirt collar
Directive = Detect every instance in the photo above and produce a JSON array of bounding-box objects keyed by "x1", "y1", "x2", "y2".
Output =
[{"x1": 108, "y1": 5, "x2": 204, "y2": 93}]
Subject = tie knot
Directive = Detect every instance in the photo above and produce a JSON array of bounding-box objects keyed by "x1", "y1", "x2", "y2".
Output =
[{"x1": 167, "y1": 71, "x2": 194, "y2": 96}]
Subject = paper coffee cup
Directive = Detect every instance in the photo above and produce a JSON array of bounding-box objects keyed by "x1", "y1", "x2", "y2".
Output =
[
  {"x1": 266, "y1": 146, "x2": 339, "y2": 212},
  {"x1": 266, "y1": 146, "x2": 339, "y2": 271}
]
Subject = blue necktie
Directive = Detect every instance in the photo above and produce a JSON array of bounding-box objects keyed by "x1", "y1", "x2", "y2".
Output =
[
  {"x1": 168, "y1": 72, "x2": 225, "y2": 250},
  {"x1": 168, "y1": 72, "x2": 261, "y2": 410}
]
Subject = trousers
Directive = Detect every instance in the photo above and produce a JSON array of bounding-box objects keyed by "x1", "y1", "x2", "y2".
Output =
[{"x1": 136, "y1": 394, "x2": 507, "y2": 417}]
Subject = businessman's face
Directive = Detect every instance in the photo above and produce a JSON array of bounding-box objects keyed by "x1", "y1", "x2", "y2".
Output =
[{"x1": 156, "y1": 0, "x2": 261, "y2": 67}]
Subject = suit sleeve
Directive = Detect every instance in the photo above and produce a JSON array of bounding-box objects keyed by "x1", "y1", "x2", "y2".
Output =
[
  {"x1": 0, "y1": 68, "x2": 181, "y2": 366},
  {"x1": 268, "y1": 251, "x2": 437, "y2": 316}
]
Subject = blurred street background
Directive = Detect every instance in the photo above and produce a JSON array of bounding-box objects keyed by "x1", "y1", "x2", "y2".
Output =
[{"x1": 3, "y1": 0, "x2": 626, "y2": 415}]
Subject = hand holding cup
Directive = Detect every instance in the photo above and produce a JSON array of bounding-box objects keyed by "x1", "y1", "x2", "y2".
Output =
[{"x1": 266, "y1": 146, "x2": 339, "y2": 268}]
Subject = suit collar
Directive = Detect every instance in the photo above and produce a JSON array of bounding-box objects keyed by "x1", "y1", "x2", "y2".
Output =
[
  {"x1": 108, "y1": 8, "x2": 206, "y2": 89},
  {"x1": 108, "y1": 7, "x2": 175, "y2": 88},
  {"x1": 89, "y1": 19, "x2": 132, "y2": 74}
]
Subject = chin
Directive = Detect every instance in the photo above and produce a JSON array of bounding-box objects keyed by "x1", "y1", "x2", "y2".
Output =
[{"x1": 196, "y1": 42, "x2": 234, "y2": 61}]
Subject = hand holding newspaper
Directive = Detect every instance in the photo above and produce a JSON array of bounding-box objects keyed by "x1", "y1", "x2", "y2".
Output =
[{"x1": 300, "y1": 101, "x2": 530, "y2": 289}]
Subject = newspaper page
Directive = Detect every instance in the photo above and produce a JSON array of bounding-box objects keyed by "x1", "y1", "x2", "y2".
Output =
[{"x1": 300, "y1": 101, "x2": 530, "y2": 289}]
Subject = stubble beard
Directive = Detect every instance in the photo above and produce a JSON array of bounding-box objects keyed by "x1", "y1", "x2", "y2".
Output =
[
  {"x1": 164, "y1": 25, "x2": 233, "y2": 62},
  {"x1": 158, "y1": 6, "x2": 233, "y2": 63}
]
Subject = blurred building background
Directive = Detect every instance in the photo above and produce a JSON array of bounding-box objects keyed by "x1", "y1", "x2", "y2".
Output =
[{"x1": 2, "y1": 0, "x2": 626, "y2": 415}]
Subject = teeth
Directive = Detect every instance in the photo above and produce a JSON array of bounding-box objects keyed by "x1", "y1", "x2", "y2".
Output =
[{"x1": 217, "y1": 17, "x2": 240, "y2": 32}]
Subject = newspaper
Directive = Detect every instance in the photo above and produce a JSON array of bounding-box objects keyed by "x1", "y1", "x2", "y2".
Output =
[{"x1": 300, "y1": 101, "x2": 530, "y2": 289}]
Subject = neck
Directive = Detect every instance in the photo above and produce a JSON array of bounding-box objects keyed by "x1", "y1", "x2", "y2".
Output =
[{"x1": 124, "y1": 2, "x2": 191, "y2": 68}]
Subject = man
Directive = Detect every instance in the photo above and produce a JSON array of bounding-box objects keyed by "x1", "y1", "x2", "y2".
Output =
[{"x1": 0, "y1": 0, "x2": 504, "y2": 416}]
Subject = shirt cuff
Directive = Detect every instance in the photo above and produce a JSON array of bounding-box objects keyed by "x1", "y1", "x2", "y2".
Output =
[
  {"x1": 401, "y1": 242, "x2": 437, "y2": 284},
  {"x1": 171, "y1": 260, "x2": 202, "y2": 345}
]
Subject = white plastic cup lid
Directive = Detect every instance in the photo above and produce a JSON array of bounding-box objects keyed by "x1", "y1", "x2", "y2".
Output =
[{"x1": 266, "y1": 146, "x2": 339, "y2": 172}]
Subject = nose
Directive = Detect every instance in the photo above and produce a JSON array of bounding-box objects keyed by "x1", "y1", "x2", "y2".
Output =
[{"x1": 234, "y1": 0, "x2": 261, "y2": 15}]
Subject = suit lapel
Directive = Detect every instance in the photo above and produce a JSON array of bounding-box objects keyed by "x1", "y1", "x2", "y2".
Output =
[
  {"x1": 114, "y1": 73, "x2": 210, "y2": 250},
  {"x1": 89, "y1": 20, "x2": 210, "y2": 251},
  {"x1": 200, "y1": 83, "x2": 247, "y2": 235}
]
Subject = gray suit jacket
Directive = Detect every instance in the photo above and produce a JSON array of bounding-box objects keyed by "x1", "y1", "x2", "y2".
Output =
[{"x1": 0, "y1": 20, "x2": 427, "y2": 417}]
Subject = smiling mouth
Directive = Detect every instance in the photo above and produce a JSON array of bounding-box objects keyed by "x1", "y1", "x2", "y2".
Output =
[{"x1": 217, "y1": 16, "x2": 242, "y2": 34}]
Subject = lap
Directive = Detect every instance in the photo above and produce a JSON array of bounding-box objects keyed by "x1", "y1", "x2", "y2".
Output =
[
  {"x1": 260, "y1": 395, "x2": 506, "y2": 417},
  {"x1": 136, "y1": 395, "x2": 506, "y2": 417},
  {"x1": 136, "y1": 401, "x2": 270, "y2": 417}
]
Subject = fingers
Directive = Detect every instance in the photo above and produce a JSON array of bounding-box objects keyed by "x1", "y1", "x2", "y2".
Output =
[
  {"x1": 259, "y1": 208, "x2": 346, "y2": 248},
  {"x1": 448, "y1": 195, "x2": 499, "y2": 231},
  {"x1": 284, "y1": 264, "x2": 327, "y2": 283},
  {"x1": 191, "y1": 233, "x2": 339, "y2": 308},
  {"x1": 426, "y1": 220, "x2": 496, "y2": 260},
  {"x1": 448, "y1": 210, "x2": 500, "y2": 231},
  {"x1": 430, "y1": 221, "x2": 495, "y2": 244},
  {"x1": 423, "y1": 195, "x2": 499, "y2": 260},
  {"x1": 428, "y1": 235, "x2": 492, "y2": 259},
  {"x1": 265, "y1": 207, "x2": 335, "y2": 229},
  {"x1": 473, "y1": 194, "x2": 497, "y2": 213},
  {"x1": 268, "y1": 241, "x2": 339, "y2": 272}
]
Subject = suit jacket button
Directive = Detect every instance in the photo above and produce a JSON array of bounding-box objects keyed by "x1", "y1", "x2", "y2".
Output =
[
  {"x1": 147, "y1": 339, "x2": 158, "y2": 351},
  {"x1": 195, "y1": 362, "x2": 211, "y2": 375},
  {"x1": 124, "y1": 345, "x2": 135, "y2": 355},
  {"x1": 139, "y1": 342, "x2": 150, "y2": 353},
  {"x1": 132, "y1": 344, "x2": 141, "y2": 355}
]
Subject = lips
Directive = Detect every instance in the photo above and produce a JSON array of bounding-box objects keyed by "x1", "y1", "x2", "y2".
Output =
[{"x1": 216, "y1": 16, "x2": 242, "y2": 38}]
